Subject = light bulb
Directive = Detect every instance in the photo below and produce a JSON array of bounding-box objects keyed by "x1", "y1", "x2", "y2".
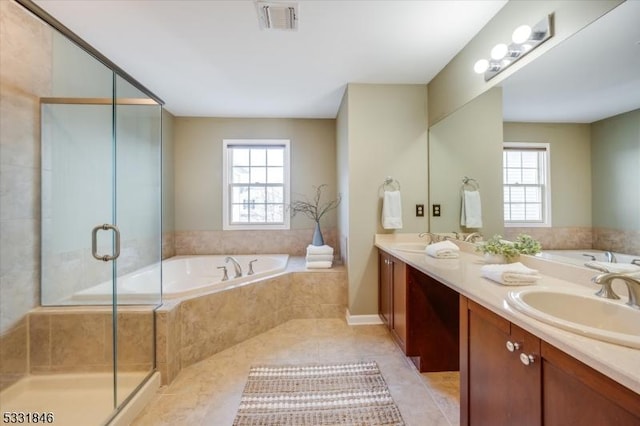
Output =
[
  {"x1": 473, "y1": 59, "x2": 489, "y2": 74},
  {"x1": 512, "y1": 25, "x2": 532, "y2": 44},
  {"x1": 491, "y1": 43, "x2": 508, "y2": 60}
]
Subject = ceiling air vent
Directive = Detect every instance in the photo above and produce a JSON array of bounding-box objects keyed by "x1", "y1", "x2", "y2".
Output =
[{"x1": 256, "y1": 1, "x2": 298, "y2": 31}]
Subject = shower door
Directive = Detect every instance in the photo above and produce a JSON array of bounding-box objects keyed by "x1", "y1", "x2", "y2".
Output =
[
  {"x1": 40, "y1": 30, "x2": 161, "y2": 424},
  {"x1": 112, "y1": 74, "x2": 162, "y2": 409}
]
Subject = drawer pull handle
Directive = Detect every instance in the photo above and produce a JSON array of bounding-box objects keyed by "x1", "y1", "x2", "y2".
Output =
[
  {"x1": 520, "y1": 353, "x2": 536, "y2": 366},
  {"x1": 506, "y1": 341, "x2": 520, "y2": 352}
]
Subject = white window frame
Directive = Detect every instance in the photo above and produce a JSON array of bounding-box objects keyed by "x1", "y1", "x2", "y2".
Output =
[
  {"x1": 222, "y1": 139, "x2": 290, "y2": 230},
  {"x1": 503, "y1": 142, "x2": 552, "y2": 228}
]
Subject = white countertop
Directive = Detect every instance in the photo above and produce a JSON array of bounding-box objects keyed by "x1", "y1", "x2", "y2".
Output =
[{"x1": 375, "y1": 233, "x2": 640, "y2": 395}]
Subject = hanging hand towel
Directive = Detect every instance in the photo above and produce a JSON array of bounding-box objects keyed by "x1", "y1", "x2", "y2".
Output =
[
  {"x1": 480, "y1": 262, "x2": 540, "y2": 285},
  {"x1": 461, "y1": 190, "x2": 483, "y2": 228},
  {"x1": 425, "y1": 240, "x2": 460, "y2": 259},
  {"x1": 382, "y1": 190, "x2": 403, "y2": 229}
]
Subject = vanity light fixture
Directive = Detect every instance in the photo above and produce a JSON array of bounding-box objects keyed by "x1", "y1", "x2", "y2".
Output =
[{"x1": 474, "y1": 14, "x2": 553, "y2": 81}]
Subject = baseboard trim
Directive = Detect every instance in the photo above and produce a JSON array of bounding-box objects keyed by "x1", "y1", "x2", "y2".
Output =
[{"x1": 345, "y1": 309, "x2": 384, "y2": 326}]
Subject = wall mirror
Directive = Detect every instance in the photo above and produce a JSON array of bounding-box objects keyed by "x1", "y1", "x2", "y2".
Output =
[{"x1": 429, "y1": 0, "x2": 640, "y2": 260}]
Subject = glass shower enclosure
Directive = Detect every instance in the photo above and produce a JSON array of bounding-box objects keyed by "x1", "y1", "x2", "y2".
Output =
[{"x1": 38, "y1": 28, "x2": 162, "y2": 424}]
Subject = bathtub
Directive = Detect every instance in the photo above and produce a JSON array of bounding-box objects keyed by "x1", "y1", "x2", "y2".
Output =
[
  {"x1": 72, "y1": 254, "x2": 289, "y2": 304},
  {"x1": 538, "y1": 249, "x2": 638, "y2": 267}
]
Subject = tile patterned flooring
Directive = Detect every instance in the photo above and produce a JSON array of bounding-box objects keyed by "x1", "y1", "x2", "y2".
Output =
[{"x1": 132, "y1": 318, "x2": 460, "y2": 425}]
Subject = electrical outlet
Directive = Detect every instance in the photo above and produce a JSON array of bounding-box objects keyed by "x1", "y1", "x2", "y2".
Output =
[
  {"x1": 416, "y1": 204, "x2": 424, "y2": 217},
  {"x1": 432, "y1": 204, "x2": 441, "y2": 217}
]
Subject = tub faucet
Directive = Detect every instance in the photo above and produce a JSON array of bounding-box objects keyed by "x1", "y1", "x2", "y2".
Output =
[
  {"x1": 592, "y1": 272, "x2": 640, "y2": 309},
  {"x1": 248, "y1": 259, "x2": 258, "y2": 275},
  {"x1": 225, "y1": 256, "x2": 243, "y2": 278},
  {"x1": 604, "y1": 251, "x2": 617, "y2": 263},
  {"x1": 217, "y1": 266, "x2": 229, "y2": 281}
]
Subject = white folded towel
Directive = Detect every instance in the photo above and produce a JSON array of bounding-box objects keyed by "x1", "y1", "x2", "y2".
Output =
[
  {"x1": 585, "y1": 261, "x2": 640, "y2": 274},
  {"x1": 425, "y1": 240, "x2": 460, "y2": 259},
  {"x1": 306, "y1": 261, "x2": 332, "y2": 269},
  {"x1": 306, "y1": 245, "x2": 334, "y2": 255},
  {"x1": 382, "y1": 190, "x2": 403, "y2": 229},
  {"x1": 305, "y1": 254, "x2": 334, "y2": 262},
  {"x1": 461, "y1": 190, "x2": 482, "y2": 228},
  {"x1": 480, "y1": 262, "x2": 540, "y2": 285}
]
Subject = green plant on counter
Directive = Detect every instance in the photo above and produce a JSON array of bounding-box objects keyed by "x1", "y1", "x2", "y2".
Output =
[
  {"x1": 476, "y1": 233, "x2": 542, "y2": 261},
  {"x1": 476, "y1": 234, "x2": 519, "y2": 261},
  {"x1": 513, "y1": 233, "x2": 542, "y2": 255}
]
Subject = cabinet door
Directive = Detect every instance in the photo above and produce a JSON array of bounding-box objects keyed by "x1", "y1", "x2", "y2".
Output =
[
  {"x1": 542, "y1": 342, "x2": 640, "y2": 426},
  {"x1": 378, "y1": 251, "x2": 392, "y2": 327},
  {"x1": 407, "y1": 266, "x2": 459, "y2": 372},
  {"x1": 465, "y1": 300, "x2": 541, "y2": 426},
  {"x1": 391, "y1": 259, "x2": 407, "y2": 351}
]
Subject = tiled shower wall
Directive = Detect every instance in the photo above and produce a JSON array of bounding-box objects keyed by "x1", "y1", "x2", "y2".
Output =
[{"x1": 0, "y1": 0, "x2": 51, "y2": 389}]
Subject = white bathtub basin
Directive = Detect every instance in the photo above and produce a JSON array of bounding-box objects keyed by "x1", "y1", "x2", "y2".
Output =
[{"x1": 507, "y1": 287, "x2": 640, "y2": 349}]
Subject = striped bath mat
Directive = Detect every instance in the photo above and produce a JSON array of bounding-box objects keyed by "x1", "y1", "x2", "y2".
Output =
[{"x1": 232, "y1": 361, "x2": 405, "y2": 425}]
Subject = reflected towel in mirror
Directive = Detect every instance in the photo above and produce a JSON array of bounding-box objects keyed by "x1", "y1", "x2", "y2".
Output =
[{"x1": 461, "y1": 190, "x2": 482, "y2": 228}]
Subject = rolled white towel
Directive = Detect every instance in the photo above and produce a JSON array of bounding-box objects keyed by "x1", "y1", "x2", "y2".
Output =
[
  {"x1": 305, "y1": 254, "x2": 334, "y2": 262},
  {"x1": 306, "y1": 260, "x2": 332, "y2": 269},
  {"x1": 425, "y1": 240, "x2": 460, "y2": 259},
  {"x1": 481, "y1": 262, "x2": 540, "y2": 286},
  {"x1": 306, "y1": 245, "x2": 334, "y2": 255},
  {"x1": 585, "y1": 261, "x2": 640, "y2": 274}
]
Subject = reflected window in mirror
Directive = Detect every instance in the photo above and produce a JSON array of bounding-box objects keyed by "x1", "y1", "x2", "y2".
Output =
[{"x1": 503, "y1": 142, "x2": 551, "y2": 227}]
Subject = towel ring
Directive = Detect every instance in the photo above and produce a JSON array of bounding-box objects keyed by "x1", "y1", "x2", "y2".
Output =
[
  {"x1": 461, "y1": 176, "x2": 479, "y2": 191},
  {"x1": 381, "y1": 176, "x2": 401, "y2": 194}
]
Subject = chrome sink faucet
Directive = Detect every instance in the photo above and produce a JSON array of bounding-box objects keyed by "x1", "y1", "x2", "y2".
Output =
[
  {"x1": 418, "y1": 232, "x2": 436, "y2": 244},
  {"x1": 464, "y1": 232, "x2": 483, "y2": 243},
  {"x1": 592, "y1": 272, "x2": 640, "y2": 309},
  {"x1": 225, "y1": 256, "x2": 243, "y2": 278}
]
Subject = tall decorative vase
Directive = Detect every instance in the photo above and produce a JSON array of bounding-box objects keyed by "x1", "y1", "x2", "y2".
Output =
[{"x1": 312, "y1": 221, "x2": 324, "y2": 246}]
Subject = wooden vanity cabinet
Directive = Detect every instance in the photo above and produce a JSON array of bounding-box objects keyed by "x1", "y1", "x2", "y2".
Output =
[
  {"x1": 378, "y1": 250, "x2": 408, "y2": 352},
  {"x1": 461, "y1": 296, "x2": 640, "y2": 426},
  {"x1": 461, "y1": 297, "x2": 541, "y2": 426},
  {"x1": 542, "y1": 342, "x2": 640, "y2": 425}
]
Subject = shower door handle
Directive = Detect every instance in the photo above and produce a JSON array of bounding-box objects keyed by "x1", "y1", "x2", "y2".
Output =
[{"x1": 91, "y1": 224, "x2": 121, "y2": 262}]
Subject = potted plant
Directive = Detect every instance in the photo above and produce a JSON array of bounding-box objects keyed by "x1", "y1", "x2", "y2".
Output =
[
  {"x1": 476, "y1": 233, "x2": 541, "y2": 263},
  {"x1": 513, "y1": 233, "x2": 542, "y2": 256},
  {"x1": 290, "y1": 185, "x2": 341, "y2": 246},
  {"x1": 476, "y1": 234, "x2": 519, "y2": 263}
]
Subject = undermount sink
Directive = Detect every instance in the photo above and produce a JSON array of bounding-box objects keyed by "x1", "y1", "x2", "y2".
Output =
[
  {"x1": 506, "y1": 287, "x2": 640, "y2": 349},
  {"x1": 390, "y1": 242, "x2": 428, "y2": 253}
]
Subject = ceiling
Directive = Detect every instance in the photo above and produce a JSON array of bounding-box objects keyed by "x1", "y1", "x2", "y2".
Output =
[
  {"x1": 33, "y1": 0, "x2": 507, "y2": 118},
  {"x1": 501, "y1": 0, "x2": 640, "y2": 123}
]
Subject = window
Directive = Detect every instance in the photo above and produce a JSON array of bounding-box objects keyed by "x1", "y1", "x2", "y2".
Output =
[
  {"x1": 223, "y1": 140, "x2": 290, "y2": 230},
  {"x1": 503, "y1": 142, "x2": 551, "y2": 227}
]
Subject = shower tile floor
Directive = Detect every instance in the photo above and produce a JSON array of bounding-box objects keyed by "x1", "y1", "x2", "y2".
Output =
[
  {"x1": 132, "y1": 318, "x2": 460, "y2": 426},
  {"x1": 0, "y1": 371, "x2": 148, "y2": 426}
]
